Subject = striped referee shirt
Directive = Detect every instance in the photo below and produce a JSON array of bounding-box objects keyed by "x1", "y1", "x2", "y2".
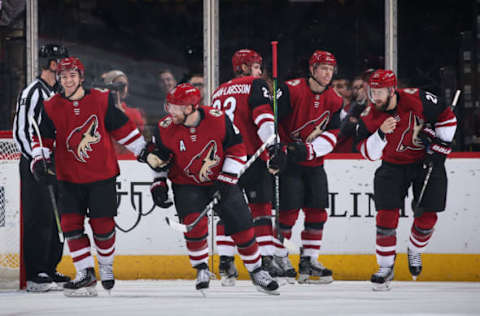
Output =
[{"x1": 12, "y1": 77, "x2": 55, "y2": 160}]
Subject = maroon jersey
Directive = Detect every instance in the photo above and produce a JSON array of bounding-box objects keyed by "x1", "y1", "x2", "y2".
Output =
[
  {"x1": 211, "y1": 76, "x2": 274, "y2": 157},
  {"x1": 277, "y1": 78, "x2": 343, "y2": 166},
  {"x1": 32, "y1": 89, "x2": 144, "y2": 183},
  {"x1": 357, "y1": 88, "x2": 457, "y2": 164},
  {"x1": 154, "y1": 106, "x2": 247, "y2": 186}
]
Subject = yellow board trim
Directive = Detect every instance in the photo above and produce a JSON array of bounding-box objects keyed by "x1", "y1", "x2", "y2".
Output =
[{"x1": 57, "y1": 253, "x2": 480, "y2": 281}]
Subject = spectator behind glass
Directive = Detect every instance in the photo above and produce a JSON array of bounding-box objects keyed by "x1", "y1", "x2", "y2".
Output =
[
  {"x1": 332, "y1": 78, "x2": 352, "y2": 105},
  {"x1": 335, "y1": 69, "x2": 375, "y2": 153},
  {"x1": 103, "y1": 70, "x2": 146, "y2": 156},
  {"x1": 188, "y1": 73, "x2": 205, "y2": 104},
  {"x1": 158, "y1": 69, "x2": 177, "y2": 94}
]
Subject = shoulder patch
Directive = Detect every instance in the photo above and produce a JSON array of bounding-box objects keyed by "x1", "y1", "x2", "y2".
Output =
[
  {"x1": 93, "y1": 87, "x2": 109, "y2": 93},
  {"x1": 286, "y1": 79, "x2": 301, "y2": 86},
  {"x1": 360, "y1": 105, "x2": 371, "y2": 117},
  {"x1": 160, "y1": 117, "x2": 172, "y2": 128},
  {"x1": 403, "y1": 88, "x2": 418, "y2": 95},
  {"x1": 209, "y1": 109, "x2": 223, "y2": 117}
]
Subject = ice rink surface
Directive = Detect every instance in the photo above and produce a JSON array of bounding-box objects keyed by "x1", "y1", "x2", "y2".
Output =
[{"x1": 1, "y1": 280, "x2": 479, "y2": 316}]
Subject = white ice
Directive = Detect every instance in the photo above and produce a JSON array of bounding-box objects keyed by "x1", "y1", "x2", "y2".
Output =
[{"x1": 1, "y1": 280, "x2": 479, "y2": 315}]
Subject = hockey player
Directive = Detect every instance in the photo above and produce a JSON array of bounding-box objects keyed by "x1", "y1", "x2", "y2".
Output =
[
  {"x1": 30, "y1": 57, "x2": 147, "y2": 296},
  {"x1": 138, "y1": 83, "x2": 279, "y2": 295},
  {"x1": 270, "y1": 50, "x2": 343, "y2": 284},
  {"x1": 356, "y1": 69, "x2": 456, "y2": 291},
  {"x1": 211, "y1": 49, "x2": 288, "y2": 285}
]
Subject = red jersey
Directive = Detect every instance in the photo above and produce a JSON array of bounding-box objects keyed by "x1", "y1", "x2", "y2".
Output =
[
  {"x1": 32, "y1": 88, "x2": 144, "y2": 183},
  {"x1": 277, "y1": 78, "x2": 343, "y2": 166},
  {"x1": 123, "y1": 103, "x2": 145, "y2": 133},
  {"x1": 115, "y1": 102, "x2": 146, "y2": 157},
  {"x1": 211, "y1": 76, "x2": 274, "y2": 157},
  {"x1": 357, "y1": 88, "x2": 457, "y2": 164},
  {"x1": 154, "y1": 106, "x2": 247, "y2": 186}
]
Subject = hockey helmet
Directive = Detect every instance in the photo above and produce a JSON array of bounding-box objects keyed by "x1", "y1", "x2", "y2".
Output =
[
  {"x1": 232, "y1": 49, "x2": 263, "y2": 73},
  {"x1": 166, "y1": 83, "x2": 201, "y2": 111},
  {"x1": 367, "y1": 69, "x2": 397, "y2": 103},
  {"x1": 368, "y1": 69, "x2": 397, "y2": 89},
  {"x1": 39, "y1": 44, "x2": 68, "y2": 70},
  {"x1": 309, "y1": 50, "x2": 337, "y2": 68},
  {"x1": 56, "y1": 57, "x2": 85, "y2": 78}
]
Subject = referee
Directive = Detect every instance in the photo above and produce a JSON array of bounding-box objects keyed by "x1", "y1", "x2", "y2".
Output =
[{"x1": 12, "y1": 44, "x2": 70, "y2": 292}]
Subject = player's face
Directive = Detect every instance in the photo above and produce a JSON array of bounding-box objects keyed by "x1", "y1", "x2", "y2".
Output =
[
  {"x1": 59, "y1": 70, "x2": 81, "y2": 96},
  {"x1": 369, "y1": 87, "x2": 390, "y2": 110},
  {"x1": 166, "y1": 103, "x2": 188, "y2": 124},
  {"x1": 250, "y1": 63, "x2": 262, "y2": 77},
  {"x1": 312, "y1": 64, "x2": 335, "y2": 87}
]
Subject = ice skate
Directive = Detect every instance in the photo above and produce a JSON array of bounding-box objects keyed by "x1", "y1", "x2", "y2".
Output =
[
  {"x1": 195, "y1": 263, "x2": 215, "y2": 297},
  {"x1": 298, "y1": 253, "x2": 333, "y2": 284},
  {"x1": 26, "y1": 273, "x2": 56, "y2": 292},
  {"x1": 63, "y1": 267, "x2": 97, "y2": 297},
  {"x1": 99, "y1": 263, "x2": 115, "y2": 293},
  {"x1": 249, "y1": 267, "x2": 280, "y2": 295},
  {"x1": 371, "y1": 266, "x2": 394, "y2": 291},
  {"x1": 49, "y1": 271, "x2": 71, "y2": 291},
  {"x1": 274, "y1": 254, "x2": 297, "y2": 284},
  {"x1": 407, "y1": 247, "x2": 422, "y2": 280},
  {"x1": 262, "y1": 256, "x2": 283, "y2": 277},
  {"x1": 219, "y1": 256, "x2": 238, "y2": 287}
]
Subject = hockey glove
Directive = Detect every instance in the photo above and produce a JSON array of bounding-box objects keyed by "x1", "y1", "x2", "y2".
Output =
[
  {"x1": 267, "y1": 143, "x2": 287, "y2": 174},
  {"x1": 137, "y1": 142, "x2": 172, "y2": 172},
  {"x1": 30, "y1": 157, "x2": 56, "y2": 184},
  {"x1": 418, "y1": 126, "x2": 436, "y2": 147},
  {"x1": 215, "y1": 172, "x2": 238, "y2": 203},
  {"x1": 424, "y1": 138, "x2": 452, "y2": 167},
  {"x1": 151, "y1": 177, "x2": 173, "y2": 208},
  {"x1": 286, "y1": 141, "x2": 315, "y2": 163},
  {"x1": 349, "y1": 101, "x2": 366, "y2": 119}
]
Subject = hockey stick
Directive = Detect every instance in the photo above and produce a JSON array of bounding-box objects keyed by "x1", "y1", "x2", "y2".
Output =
[
  {"x1": 411, "y1": 89, "x2": 461, "y2": 218},
  {"x1": 412, "y1": 163, "x2": 433, "y2": 218},
  {"x1": 271, "y1": 41, "x2": 281, "y2": 241},
  {"x1": 165, "y1": 134, "x2": 276, "y2": 233},
  {"x1": 30, "y1": 116, "x2": 64, "y2": 243}
]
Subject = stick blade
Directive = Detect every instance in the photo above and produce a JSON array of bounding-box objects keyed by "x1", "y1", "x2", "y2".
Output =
[{"x1": 165, "y1": 216, "x2": 187, "y2": 233}]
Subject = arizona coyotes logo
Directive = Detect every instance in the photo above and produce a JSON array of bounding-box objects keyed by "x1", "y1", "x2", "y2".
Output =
[
  {"x1": 160, "y1": 117, "x2": 172, "y2": 128},
  {"x1": 291, "y1": 111, "x2": 330, "y2": 143},
  {"x1": 66, "y1": 115, "x2": 101, "y2": 163},
  {"x1": 184, "y1": 140, "x2": 220, "y2": 184},
  {"x1": 397, "y1": 112, "x2": 424, "y2": 152}
]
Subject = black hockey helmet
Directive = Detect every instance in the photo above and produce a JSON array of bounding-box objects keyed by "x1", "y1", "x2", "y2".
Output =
[{"x1": 39, "y1": 44, "x2": 69, "y2": 71}]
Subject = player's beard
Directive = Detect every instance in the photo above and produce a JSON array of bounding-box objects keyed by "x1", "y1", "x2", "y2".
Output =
[
  {"x1": 373, "y1": 100, "x2": 387, "y2": 111},
  {"x1": 171, "y1": 113, "x2": 186, "y2": 125}
]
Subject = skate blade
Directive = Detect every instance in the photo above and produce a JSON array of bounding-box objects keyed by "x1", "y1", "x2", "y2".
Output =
[
  {"x1": 372, "y1": 282, "x2": 392, "y2": 292},
  {"x1": 284, "y1": 277, "x2": 297, "y2": 284},
  {"x1": 412, "y1": 275, "x2": 418, "y2": 281},
  {"x1": 297, "y1": 274, "x2": 333, "y2": 284},
  {"x1": 50, "y1": 283, "x2": 67, "y2": 291},
  {"x1": 220, "y1": 276, "x2": 236, "y2": 287},
  {"x1": 64, "y1": 285, "x2": 98, "y2": 297},
  {"x1": 255, "y1": 285, "x2": 280, "y2": 296},
  {"x1": 26, "y1": 282, "x2": 56, "y2": 293},
  {"x1": 274, "y1": 277, "x2": 288, "y2": 287}
]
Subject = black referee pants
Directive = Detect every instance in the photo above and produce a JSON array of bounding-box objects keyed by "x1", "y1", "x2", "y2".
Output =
[{"x1": 20, "y1": 156, "x2": 63, "y2": 280}]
